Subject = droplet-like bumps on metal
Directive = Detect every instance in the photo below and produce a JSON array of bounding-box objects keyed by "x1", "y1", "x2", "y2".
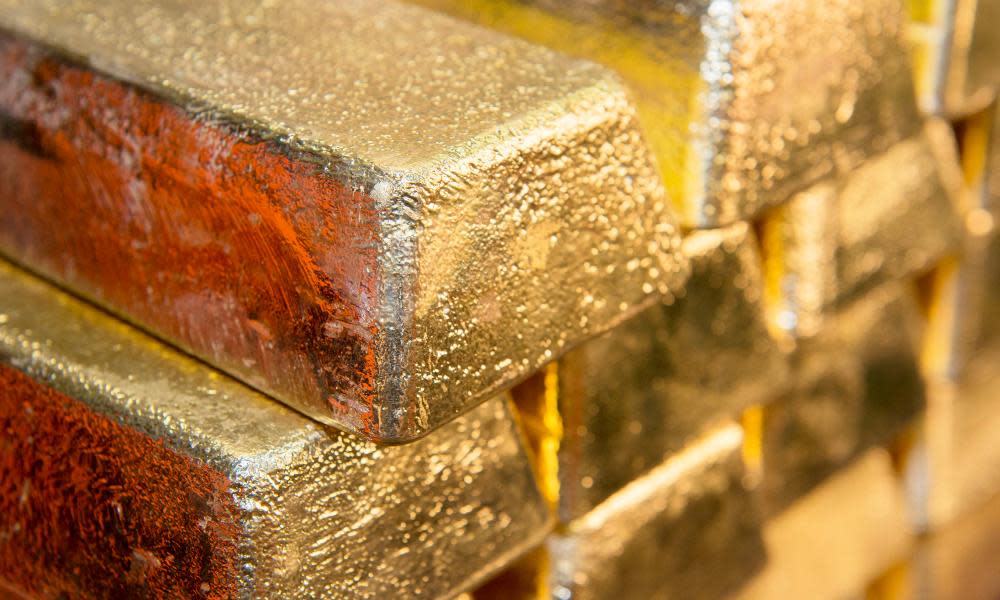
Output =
[{"x1": 0, "y1": 0, "x2": 688, "y2": 442}]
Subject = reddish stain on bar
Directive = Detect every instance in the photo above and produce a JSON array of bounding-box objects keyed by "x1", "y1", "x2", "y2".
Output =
[
  {"x1": 0, "y1": 364, "x2": 241, "y2": 599},
  {"x1": 0, "y1": 33, "x2": 382, "y2": 435}
]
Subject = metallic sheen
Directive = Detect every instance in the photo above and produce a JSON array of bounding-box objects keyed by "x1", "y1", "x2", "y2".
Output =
[
  {"x1": 908, "y1": 0, "x2": 1000, "y2": 115},
  {"x1": 477, "y1": 424, "x2": 765, "y2": 600},
  {"x1": 0, "y1": 0, "x2": 687, "y2": 442},
  {"x1": 553, "y1": 223, "x2": 786, "y2": 519},
  {"x1": 0, "y1": 260, "x2": 551, "y2": 598},
  {"x1": 904, "y1": 343, "x2": 1000, "y2": 531},
  {"x1": 761, "y1": 119, "x2": 964, "y2": 339},
  {"x1": 414, "y1": 0, "x2": 921, "y2": 227},
  {"x1": 736, "y1": 449, "x2": 914, "y2": 600},
  {"x1": 761, "y1": 283, "x2": 926, "y2": 513}
]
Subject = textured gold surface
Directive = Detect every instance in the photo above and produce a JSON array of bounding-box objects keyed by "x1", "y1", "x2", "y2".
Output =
[
  {"x1": 554, "y1": 223, "x2": 786, "y2": 519},
  {"x1": 0, "y1": 259, "x2": 552, "y2": 598},
  {"x1": 735, "y1": 449, "x2": 914, "y2": 600},
  {"x1": 547, "y1": 424, "x2": 764, "y2": 600},
  {"x1": 761, "y1": 283, "x2": 926, "y2": 513},
  {"x1": 413, "y1": 0, "x2": 920, "y2": 227},
  {"x1": 761, "y1": 120, "x2": 963, "y2": 339},
  {"x1": 0, "y1": 0, "x2": 688, "y2": 441}
]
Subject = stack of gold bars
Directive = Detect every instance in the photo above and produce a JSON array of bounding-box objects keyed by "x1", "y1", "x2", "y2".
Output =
[{"x1": 0, "y1": 0, "x2": 997, "y2": 598}]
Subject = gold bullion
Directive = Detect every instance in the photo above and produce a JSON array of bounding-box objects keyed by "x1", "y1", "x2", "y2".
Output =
[
  {"x1": 760, "y1": 283, "x2": 926, "y2": 514},
  {"x1": 922, "y1": 103, "x2": 1000, "y2": 378},
  {"x1": 912, "y1": 0, "x2": 1000, "y2": 115},
  {"x1": 413, "y1": 0, "x2": 921, "y2": 227},
  {"x1": 478, "y1": 424, "x2": 765, "y2": 600},
  {"x1": 761, "y1": 119, "x2": 964, "y2": 340},
  {"x1": 735, "y1": 449, "x2": 914, "y2": 600},
  {"x1": 547, "y1": 222, "x2": 786, "y2": 520},
  {"x1": 902, "y1": 344, "x2": 1000, "y2": 532},
  {"x1": 906, "y1": 496, "x2": 1000, "y2": 599},
  {"x1": 0, "y1": 259, "x2": 552, "y2": 598},
  {"x1": 0, "y1": 0, "x2": 687, "y2": 442}
]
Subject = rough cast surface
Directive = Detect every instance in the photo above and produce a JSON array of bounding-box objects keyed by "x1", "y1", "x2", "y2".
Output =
[
  {"x1": 555, "y1": 223, "x2": 786, "y2": 519},
  {"x1": 0, "y1": 260, "x2": 551, "y2": 598},
  {"x1": 0, "y1": 0, "x2": 687, "y2": 441},
  {"x1": 414, "y1": 0, "x2": 921, "y2": 227}
]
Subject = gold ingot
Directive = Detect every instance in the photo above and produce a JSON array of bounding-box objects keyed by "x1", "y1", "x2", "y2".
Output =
[
  {"x1": 898, "y1": 497, "x2": 1000, "y2": 599},
  {"x1": 0, "y1": 0, "x2": 688, "y2": 442},
  {"x1": 0, "y1": 259, "x2": 552, "y2": 598},
  {"x1": 922, "y1": 102, "x2": 999, "y2": 379},
  {"x1": 760, "y1": 120, "x2": 963, "y2": 340},
  {"x1": 902, "y1": 344, "x2": 1000, "y2": 532},
  {"x1": 414, "y1": 0, "x2": 921, "y2": 226},
  {"x1": 476, "y1": 424, "x2": 766, "y2": 600},
  {"x1": 908, "y1": 0, "x2": 1000, "y2": 115},
  {"x1": 760, "y1": 283, "x2": 926, "y2": 514},
  {"x1": 735, "y1": 449, "x2": 914, "y2": 600},
  {"x1": 516, "y1": 223, "x2": 786, "y2": 520}
]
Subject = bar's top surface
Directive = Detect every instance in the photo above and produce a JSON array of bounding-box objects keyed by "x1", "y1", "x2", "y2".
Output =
[{"x1": 0, "y1": 0, "x2": 616, "y2": 173}]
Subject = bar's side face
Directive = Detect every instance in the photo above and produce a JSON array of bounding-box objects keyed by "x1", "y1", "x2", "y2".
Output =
[
  {"x1": 833, "y1": 121, "x2": 962, "y2": 308},
  {"x1": 237, "y1": 397, "x2": 553, "y2": 599},
  {"x1": 0, "y1": 260, "x2": 553, "y2": 598},
  {"x1": 963, "y1": 0, "x2": 1000, "y2": 108},
  {"x1": 556, "y1": 223, "x2": 785, "y2": 518},
  {"x1": 549, "y1": 423, "x2": 765, "y2": 600},
  {"x1": 0, "y1": 364, "x2": 241, "y2": 599},
  {"x1": 0, "y1": 31, "x2": 385, "y2": 436},
  {"x1": 736, "y1": 449, "x2": 914, "y2": 600},
  {"x1": 404, "y1": 77, "x2": 685, "y2": 439}
]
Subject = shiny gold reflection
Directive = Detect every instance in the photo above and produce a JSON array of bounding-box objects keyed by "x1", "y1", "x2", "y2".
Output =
[
  {"x1": 514, "y1": 223, "x2": 785, "y2": 520},
  {"x1": 414, "y1": 0, "x2": 921, "y2": 227},
  {"x1": 761, "y1": 120, "x2": 963, "y2": 340},
  {"x1": 0, "y1": 259, "x2": 553, "y2": 598},
  {"x1": 761, "y1": 284, "x2": 926, "y2": 514}
]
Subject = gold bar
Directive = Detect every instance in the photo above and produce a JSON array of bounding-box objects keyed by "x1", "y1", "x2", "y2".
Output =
[
  {"x1": 735, "y1": 449, "x2": 914, "y2": 600},
  {"x1": 518, "y1": 223, "x2": 786, "y2": 520},
  {"x1": 414, "y1": 0, "x2": 921, "y2": 227},
  {"x1": 548, "y1": 424, "x2": 763, "y2": 600},
  {"x1": 911, "y1": 0, "x2": 1000, "y2": 116},
  {"x1": 909, "y1": 496, "x2": 1000, "y2": 599},
  {"x1": 761, "y1": 283, "x2": 926, "y2": 513},
  {"x1": 0, "y1": 0, "x2": 688, "y2": 442},
  {"x1": 902, "y1": 344, "x2": 1000, "y2": 531},
  {"x1": 476, "y1": 424, "x2": 765, "y2": 600},
  {"x1": 760, "y1": 120, "x2": 963, "y2": 340},
  {"x1": 0, "y1": 259, "x2": 551, "y2": 598},
  {"x1": 922, "y1": 102, "x2": 1000, "y2": 379}
]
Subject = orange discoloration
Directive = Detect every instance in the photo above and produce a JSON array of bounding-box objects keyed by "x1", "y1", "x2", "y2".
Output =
[
  {"x1": 0, "y1": 364, "x2": 241, "y2": 599},
  {"x1": 0, "y1": 33, "x2": 382, "y2": 434}
]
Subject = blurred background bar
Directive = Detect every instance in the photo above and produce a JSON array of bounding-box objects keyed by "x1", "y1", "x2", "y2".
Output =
[{"x1": 759, "y1": 120, "x2": 963, "y2": 340}]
